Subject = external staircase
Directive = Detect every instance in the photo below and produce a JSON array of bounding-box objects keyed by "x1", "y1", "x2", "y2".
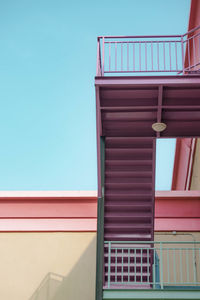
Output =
[{"x1": 95, "y1": 25, "x2": 200, "y2": 300}]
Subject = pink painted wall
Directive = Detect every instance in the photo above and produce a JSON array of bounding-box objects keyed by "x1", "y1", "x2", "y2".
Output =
[
  {"x1": 0, "y1": 191, "x2": 200, "y2": 232},
  {"x1": 171, "y1": 138, "x2": 193, "y2": 190},
  {"x1": 185, "y1": 0, "x2": 200, "y2": 70}
]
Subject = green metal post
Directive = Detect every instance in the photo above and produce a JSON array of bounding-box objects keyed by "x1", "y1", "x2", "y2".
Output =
[
  {"x1": 96, "y1": 137, "x2": 105, "y2": 300},
  {"x1": 153, "y1": 248, "x2": 156, "y2": 289}
]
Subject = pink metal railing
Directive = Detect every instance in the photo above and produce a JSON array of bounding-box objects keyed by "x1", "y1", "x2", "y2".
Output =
[{"x1": 96, "y1": 26, "x2": 200, "y2": 76}]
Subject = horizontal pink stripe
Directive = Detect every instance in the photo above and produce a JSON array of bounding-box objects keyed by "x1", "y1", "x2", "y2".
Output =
[
  {"x1": 0, "y1": 201, "x2": 97, "y2": 218},
  {"x1": 1, "y1": 192, "x2": 200, "y2": 219},
  {"x1": 155, "y1": 190, "x2": 200, "y2": 199},
  {"x1": 155, "y1": 218, "x2": 200, "y2": 231},
  {"x1": 0, "y1": 219, "x2": 97, "y2": 232},
  {"x1": 0, "y1": 218, "x2": 199, "y2": 232},
  {"x1": 0, "y1": 191, "x2": 97, "y2": 198},
  {"x1": 0, "y1": 191, "x2": 199, "y2": 231},
  {"x1": 155, "y1": 198, "x2": 200, "y2": 217}
]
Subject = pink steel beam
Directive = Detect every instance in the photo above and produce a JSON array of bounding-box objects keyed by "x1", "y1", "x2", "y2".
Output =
[{"x1": 0, "y1": 191, "x2": 200, "y2": 231}]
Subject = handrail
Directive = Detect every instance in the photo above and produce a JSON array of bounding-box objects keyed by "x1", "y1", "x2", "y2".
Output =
[
  {"x1": 182, "y1": 24, "x2": 200, "y2": 37},
  {"x1": 104, "y1": 241, "x2": 200, "y2": 244},
  {"x1": 104, "y1": 241, "x2": 200, "y2": 289},
  {"x1": 96, "y1": 26, "x2": 200, "y2": 76}
]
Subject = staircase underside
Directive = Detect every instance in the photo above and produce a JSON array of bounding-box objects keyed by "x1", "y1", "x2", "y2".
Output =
[{"x1": 96, "y1": 75, "x2": 200, "y2": 139}]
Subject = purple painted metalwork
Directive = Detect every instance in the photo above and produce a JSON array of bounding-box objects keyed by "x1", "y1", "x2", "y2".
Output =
[
  {"x1": 96, "y1": 26, "x2": 200, "y2": 76},
  {"x1": 95, "y1": 26, "x2": 200, "y2": 291}
]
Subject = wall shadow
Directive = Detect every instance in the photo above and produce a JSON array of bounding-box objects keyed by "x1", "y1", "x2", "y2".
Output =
[{"x1": 28, "y1": 236, "x2": 96, "y2": 300}]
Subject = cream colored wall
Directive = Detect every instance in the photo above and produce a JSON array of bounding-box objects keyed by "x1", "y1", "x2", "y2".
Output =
[
  {"x1": 155, "y1": 232, "x2": 200, "y2": 285},
  {"x1": 0, "y1": 232, "x2": 96, "y2": 300},
  {"x1": 190, "y1": 139, "x2": 200, "y2": 190}
]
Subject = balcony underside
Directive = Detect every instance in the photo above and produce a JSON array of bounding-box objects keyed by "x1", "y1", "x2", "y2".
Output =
[
  {"x1": 103, "y1": 289, "x2": 200, "y2": 300},
  {"x1": 95, "y1": 75, "x2": 200, "y2": 138}
]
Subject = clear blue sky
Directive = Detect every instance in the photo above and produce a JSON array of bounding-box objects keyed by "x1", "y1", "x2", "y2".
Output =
[{"x1": 0, "y1": 0, "x2": 190, "y2": 190}]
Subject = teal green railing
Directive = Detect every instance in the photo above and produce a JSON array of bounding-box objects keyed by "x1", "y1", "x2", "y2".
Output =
[{"x1": 104, "y1": 241, "x2": 200, "y2": 289}]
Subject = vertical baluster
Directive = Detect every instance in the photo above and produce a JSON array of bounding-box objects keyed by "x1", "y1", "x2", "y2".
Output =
[
  {"x1": 121, "y1": 43, "x2": 123, "y2": 71},
  {"x1": 193, "y1": 247, "x2": 197, "y2": 283},
  {"x1": 180, "y1": 248, "x2": 183, "y2": 284},
  {"x1": 145, "y1": 43, "x2": 147, "y2": 71},
  {"x1": 141, "y1": 248, "x2": 143, "y2": 283},
  {"x1": 175, "y1": 42, "x2": 178, "y2": 71},
  {"x1": 199, "y1": 248, "x2": 200, "y2": 279},
  {"x1": 153, "y1": 247, "x2": 156, "y2": 288},
  {"x1": 169, "y1": 42, "x2": 171, "y2": 71},
  {"x1": 163, "y1": 42, "x2": 166, "y2": 71},
  {"x1": 151, "y1": 42, "x2": 153, "y2": 71},
  {"x1": 102, "y1": 37, "x2": 105, "y2": 75},
  {"x1": 186, "y1": 249, "x2": 189, "y2": 283},
  {"x1": 139, "y1": 42, "x2": 141, "y2": 72},
  {"x1": 181, "y1": 36, "x2": 184, "y2": 72},
  {"x1": 128, "y1": 248, "x2": 130, "y2": 283},
  {"x1": 134, "y1": 248, "x2": 136, "y2": 283},
  {"x1": 199, "y1": 36, "x2": 200, "y2": 66},
  {"x1": 133, "y1": 43, "x2": 135, "y2": 71},
  {"x1": 147, "y1": 248, "x2": 149, "y2": 283},
  {"x1": 115, "y1": 248, "x2": 117, "y2": 283},
  {"x1": 115, "y1": 42, "x2": 117, "y2": 71},
  {"x1": 160, "y1": 243, "x2": 164, "y2": 289},
  {"x1": 108, "y1": 242, "x2": 111, "y2": 288},
  {"x1": 157, "y1": 43, "x2": 159, "y2": 71},
  {"x1": 167, "y1": 248, "x2": 170, "y2": 284},
  {"x1": 121, "y1": 248, "x2": 124, "y2": 283},
  {"x1": 199, "y1": 247, "x2": 200, "y2": 285},
  {"x1": 109, "y1": 42, "x2": 111, "y2": 72},
  {"x1": 193, "y1": 36, "x2": 196, "y2": 67},
  {"x1": 173, "y1": 248, "x2": 176, "y2": 284},
  {"x1": 127, "y1": 42, "x2": 129, "y2": 72},
  {"x1": 96, "y1": 38, "x2": 100, "y2": 76},
  {"x1": 188, "y1": 39, "x2": 191, "y2": 70}
]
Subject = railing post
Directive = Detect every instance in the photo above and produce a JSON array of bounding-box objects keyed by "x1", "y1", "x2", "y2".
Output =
[
  {"x1": 181, "y1": 36, "x2": 184, "y2": 73},
  {"x1": 153, "y1": 247, "x2": 156, "y2": 289},
  {"x1": 108, "y1": 241, "x2": 111, "y2": 288},
  {"x1": 160, "y1": 242, "x2": 164, "y2": 289},
  {"x1": 96, "y1": 38, "x2": 100, "y2": 76},
  {"x1": 95, "y1": 137, "x2": 105, "y2": 300},
  {"x1": 102, "y1": 37, "x2": 105, "y2": 76}
]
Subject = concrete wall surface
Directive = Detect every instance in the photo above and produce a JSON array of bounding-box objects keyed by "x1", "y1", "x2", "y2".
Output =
[{"x1": 0, "y1": 232, "x2": 96, "y2": 300}]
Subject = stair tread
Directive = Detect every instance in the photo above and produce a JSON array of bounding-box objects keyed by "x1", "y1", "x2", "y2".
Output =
[
  {"x1": 105, "y1": 171, "x2": 152, "y2": 176},
  {"x1": 105, "y1": 271, "x2": 150, "y2": 276},
  {"x1": 104, "y1": 213, "x2": 152, "y2": 218},
  {"x1": 105, "y1": 263, "x2": 150, "y2": 267},
  {"x1": 105, "y1": 203, "x2": 152, "y2": 207},
  {"x1": 104, "y1": 224, "x2": 152, "y2": 228}
]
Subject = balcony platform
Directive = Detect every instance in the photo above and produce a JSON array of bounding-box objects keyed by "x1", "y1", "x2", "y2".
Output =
[
  {"x1": 95, "y1": 75, "x2": 200, "y2": 138},
  {"x1": 103, "y1": 288, "x2": 200, "y2": 299},
  {"x1": 95, "y1": 74, "x2": 200, "y2": 87}
]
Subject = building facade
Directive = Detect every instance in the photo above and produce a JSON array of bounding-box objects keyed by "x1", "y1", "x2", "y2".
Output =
[{"x1": 0, "y1": 1, "x2": 200, "y2": 300}]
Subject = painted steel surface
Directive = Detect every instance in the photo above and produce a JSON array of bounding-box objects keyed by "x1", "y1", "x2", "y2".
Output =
[
  {"x1": 95, "y1": 74, "x2": 200, "y2": 292},
  {"x1": 104, "y1": 241, "x2": 200, "y2": 290},
  {"x1": 96, "y1": 77, "x2": 200, "y2": 138},
  {"x1": 97, "y1": 26, "x2": 200, "y2": 76}
]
